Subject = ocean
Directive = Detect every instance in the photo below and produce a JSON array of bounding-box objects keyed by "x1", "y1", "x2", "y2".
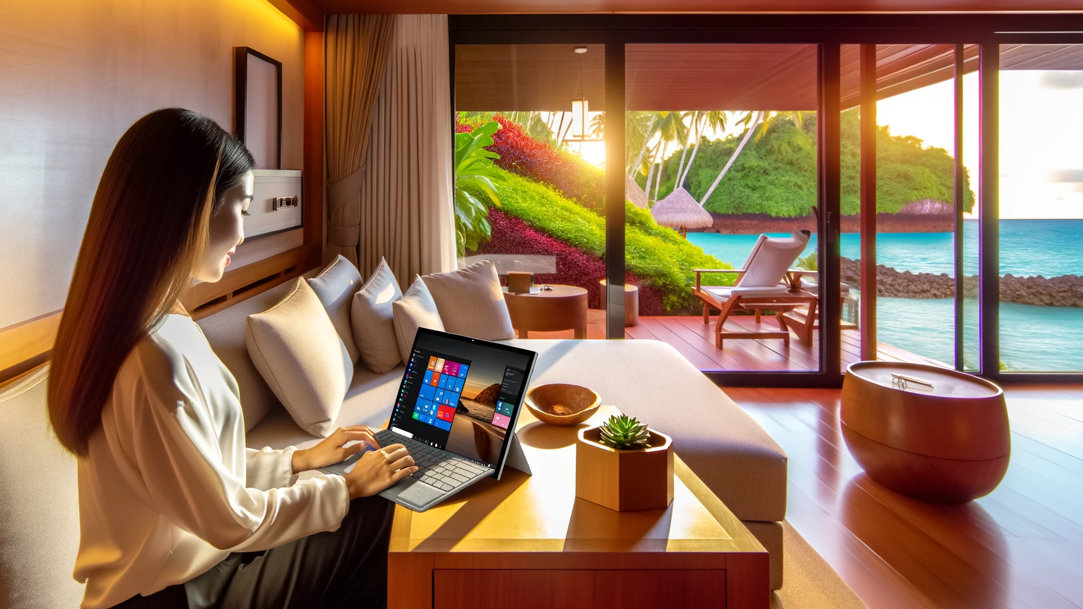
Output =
[{"x1": 687, "y1": 219, "x2": 1083, "y2": 371}]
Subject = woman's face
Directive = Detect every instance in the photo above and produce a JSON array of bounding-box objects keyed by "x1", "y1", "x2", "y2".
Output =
[{"x1": 193, "y1": 170, "x2": 253, "y2": 283}]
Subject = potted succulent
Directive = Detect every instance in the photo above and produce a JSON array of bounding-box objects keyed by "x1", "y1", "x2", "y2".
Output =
[{"x1": 575, "y1": 414, "x2": 674, "y2": 511}]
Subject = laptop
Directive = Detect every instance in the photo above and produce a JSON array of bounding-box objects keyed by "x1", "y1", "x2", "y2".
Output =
[{"x1": 322, "y1": 327, "x2": 537, "y2": 512}]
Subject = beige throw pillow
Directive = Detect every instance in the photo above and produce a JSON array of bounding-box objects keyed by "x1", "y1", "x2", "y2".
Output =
[
  {"x1": 306, "y1": 255, "x2": 362, "y2": 364},
  {"x1": 421, "y1": 260, "x2": 514, "y2": 340},
  {"x1": 351, "y1": 257, "x2": 404, "y2": 373},
  {"x1": 245, "y1": 279, "x2": 352, "y2": 437},
  {"x1": 392, "y1": 276, "x2": 445, "y2": 364}
]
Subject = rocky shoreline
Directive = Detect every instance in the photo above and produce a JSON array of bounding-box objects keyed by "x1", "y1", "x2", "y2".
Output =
[{"x1": 839, "y1": 257, "x2": 1083, "y2": 308}]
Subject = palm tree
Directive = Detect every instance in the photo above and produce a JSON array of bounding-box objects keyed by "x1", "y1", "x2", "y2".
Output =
[
  {"x1": 589, "y1": 113, "x2": 606, "y2": 140},
  {"x1": 643, "y1": 111, "x2": 687, "y2": 202},
  {"x1": 675, "y1": 110, "x2": 730, "y2": 187},
  {"x1": 697, "y1": 111, "x2": 762, "y2": 207},
  {"x1": 696, "y1": 110, "x2": 808, "y2": 207},
  {"x1": 626, "y1": 111, "x2": 660, "y2": 178}
]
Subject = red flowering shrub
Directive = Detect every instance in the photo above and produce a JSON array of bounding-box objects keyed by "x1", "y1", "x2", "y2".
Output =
[
  {"x1": 456, "y1": 115, "x2": 605, "y2": 212},
  {"x1": 473, "y1": 210, "x2": 666, "y2": 316}
]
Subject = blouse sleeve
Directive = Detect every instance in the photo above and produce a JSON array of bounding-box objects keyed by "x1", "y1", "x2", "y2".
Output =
[
  {"x1": 112, "y1": 352, "x2": 351, "y2": 552},
  {"x1": 245, "y1": 447, "x2": 298, "y2": 491}
]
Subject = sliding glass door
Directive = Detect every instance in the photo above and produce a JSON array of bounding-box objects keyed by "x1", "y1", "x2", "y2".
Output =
[
  {"x1": 450, "y1": 16, "x2": 1083, "y2": 384},
  {"x1": 624, "y1": 43, "x2": 822, "y2": 373},
  {"x1": 453, "y1": 43, "x2": 610, "y2": 338},
  {"x1": 995, "y1": 43, "x2": 1083, "y2": 373}
]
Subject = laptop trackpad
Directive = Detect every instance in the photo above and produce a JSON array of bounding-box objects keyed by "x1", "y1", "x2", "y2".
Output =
[{"x1": 390, "y1": 481, "x2": 444, "y2": 507}]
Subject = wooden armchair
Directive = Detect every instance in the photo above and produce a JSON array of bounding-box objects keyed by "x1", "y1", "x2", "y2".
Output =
[{"x1": 692, "y1": 232, "x2": 818, "y2": 349}]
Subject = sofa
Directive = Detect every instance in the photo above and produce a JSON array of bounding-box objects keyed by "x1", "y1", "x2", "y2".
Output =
[{"x1": 0, "y1": 260, "x2": 787, "y2": 609}]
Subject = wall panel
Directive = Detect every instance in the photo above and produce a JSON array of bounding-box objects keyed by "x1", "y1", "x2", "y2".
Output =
[{"x1": 0, "y1": 0, "x2": 306, "y2": 329}]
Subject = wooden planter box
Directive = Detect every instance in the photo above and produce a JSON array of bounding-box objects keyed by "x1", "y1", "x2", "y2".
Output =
[{"x1": 575, "y1": 426, "x2": 674, "y2": 511}]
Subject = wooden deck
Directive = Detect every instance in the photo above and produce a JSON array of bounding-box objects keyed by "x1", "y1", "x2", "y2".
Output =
[{"x1": 521, "y1": 309, "x2": 944, "y2": 371}]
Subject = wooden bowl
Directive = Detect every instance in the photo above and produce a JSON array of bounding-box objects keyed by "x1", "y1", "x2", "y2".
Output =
[{"x1": 524, "y1": 383, "x2": 601, "y2": 426}]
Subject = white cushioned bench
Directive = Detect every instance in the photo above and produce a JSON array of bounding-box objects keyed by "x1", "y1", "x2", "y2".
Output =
[{"x1": 0, "y1": 278, "x2": 787, "y2": 608}]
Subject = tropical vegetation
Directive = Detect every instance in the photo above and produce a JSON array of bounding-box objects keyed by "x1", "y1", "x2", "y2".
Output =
[
  {"x1": 453, "y1": 120, "x2": 505, "y2": 255},
  {"x1": 455, "y1": 112, "x2": 731, "y2": 314},
  {"x1": 452, "y1": 108, "x2": 973, "y2": 314},
  {"x1": 650, "y1": 109, "x2": 975, "y2": 216}
]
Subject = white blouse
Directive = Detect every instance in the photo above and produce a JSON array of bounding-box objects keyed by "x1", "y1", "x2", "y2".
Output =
[{"x1": 74, "y1": 314, "x2": 350, "y2": 609}]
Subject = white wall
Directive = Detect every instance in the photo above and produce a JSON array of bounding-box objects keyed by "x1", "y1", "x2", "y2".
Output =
[{"x1": 0, "y1": 0, "x2": 306, "y2": 329}]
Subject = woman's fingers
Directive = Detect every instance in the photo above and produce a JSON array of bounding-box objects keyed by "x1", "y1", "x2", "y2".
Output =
[
  {"x1": 343, "y1": 443, "x2": 417, "y2": 498},
  {"x1": 332, "y1": 427, "x2": 378, "y2": 450},
  {"x1": 379, "y1": 444, "x2": 410, "y2": 465},
  {"x1": 388, "y1": 464, "x2": 417, "y2": 485}
]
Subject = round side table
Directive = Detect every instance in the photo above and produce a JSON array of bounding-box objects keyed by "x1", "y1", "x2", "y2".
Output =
[
  {"x1": 503, "y1": 285, "x2": 588, "y2": 338},
  {"x1": 841, "y1": 361, "x2": 1010, "y2": 503},
  {"x1": 598, "y1": 280, "x2": 639, "y2": 327}
]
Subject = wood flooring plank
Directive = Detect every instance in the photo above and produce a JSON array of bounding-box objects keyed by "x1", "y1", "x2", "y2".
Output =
[{"x1": 724, "y1": 385, "x2": 1083, "y2": 609}]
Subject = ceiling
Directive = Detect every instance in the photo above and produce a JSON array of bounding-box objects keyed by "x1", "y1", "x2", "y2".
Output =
[
  {"x1": 308, "y1": 0, "x2": 1083, "y2": 13},
  {"x1": 455, "y1": 43, "x2": 1083, "y2": 112}
]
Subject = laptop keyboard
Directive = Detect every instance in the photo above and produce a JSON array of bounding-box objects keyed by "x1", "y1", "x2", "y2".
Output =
[{"x1": 374, "y1": 429, "x2": 490, "y2": 491}]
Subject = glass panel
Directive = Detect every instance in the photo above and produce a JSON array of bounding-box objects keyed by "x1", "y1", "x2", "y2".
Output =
[
  {"x1": 625, "y1": 43, "x2": 820, "y2": 372},
  {"x1": 840, "y1": 44, "x2": 864, "y2": 372},
  {"x1": 453, "y1": 44, "x2": 606, "y2": 339},
  {"x1": 961, "y1": 49, "x2": 981, "y2": 373},
  {"x1": 871, "y1": 44, "x2": 973, "y2": 368},
  {"x1": 997, "y1": 43, "x2": 1083, "y2": 373}
]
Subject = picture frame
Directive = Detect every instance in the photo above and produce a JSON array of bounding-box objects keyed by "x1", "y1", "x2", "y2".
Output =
[{"x1": 234, "y1": 47, "x2": 282, "y2": 169}]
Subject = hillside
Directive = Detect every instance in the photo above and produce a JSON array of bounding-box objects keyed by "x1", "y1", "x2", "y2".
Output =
[{"x1": 650, "y1": 110, "x2": 975, "y2": 217}]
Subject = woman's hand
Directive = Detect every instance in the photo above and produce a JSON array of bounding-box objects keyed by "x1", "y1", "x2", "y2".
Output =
[
  {"x1": 291, "y1": 426, "x2": 380, "y2": 473},
  {"x1": 344, "y1": 444, "x2": 418, "y2": 499}
]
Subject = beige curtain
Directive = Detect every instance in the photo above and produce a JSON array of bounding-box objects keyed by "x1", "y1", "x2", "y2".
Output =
[
  {"x1": 324, "y1": 14, "x2": 394, "y2": 266},
  {"x1": 359, "y1": 14, "x2": 455, "y2": 283}
]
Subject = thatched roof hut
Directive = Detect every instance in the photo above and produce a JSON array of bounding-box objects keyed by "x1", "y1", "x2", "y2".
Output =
[
  {"x1": 625, "y1": 173, "x2": 649, "y2": 209},
  {"x1": 650, "y1": 187, "x2": 713, "y2": 234}
]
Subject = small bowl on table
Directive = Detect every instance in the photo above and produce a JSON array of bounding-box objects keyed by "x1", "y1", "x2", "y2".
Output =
[{"x1": 524, "y1": 383, "x2": 601, "y2": 426}]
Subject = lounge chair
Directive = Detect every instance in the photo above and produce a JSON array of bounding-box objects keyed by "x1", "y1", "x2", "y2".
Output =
[{"x1": 693, "y1": 231, "x2": 818, "y2": 349}]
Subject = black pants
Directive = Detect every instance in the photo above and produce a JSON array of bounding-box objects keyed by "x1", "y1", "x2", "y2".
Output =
[{"x1": 112, "y1": 496, "x2": 395, "y2": 609}]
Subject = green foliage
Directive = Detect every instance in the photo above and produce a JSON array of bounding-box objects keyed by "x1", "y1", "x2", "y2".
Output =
[
  {"x1": 654, "y1": 111, "x2": 975, "y2": 217},
  {"x1": 795, "y1": 252, "x2": 817, "y2": 271},
  {"x1": 598, "y1": 414, "x2": 651, "y2": 450},
  {"x1": 454, "y1": 120, "x2": 505, "y2": 256},
  {"x1": 492, "y1": 169, "x2": 733, "y2": 312}
]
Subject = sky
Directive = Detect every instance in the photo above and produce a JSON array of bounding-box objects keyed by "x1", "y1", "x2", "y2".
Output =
[{"x1": 876, "y1": 70, "x2": 1083, "y2": 220}]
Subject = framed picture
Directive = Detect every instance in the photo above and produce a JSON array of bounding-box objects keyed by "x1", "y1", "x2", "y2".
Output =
[{"x1": 234, "y1": 47, "x2": 282, "y2": 169}]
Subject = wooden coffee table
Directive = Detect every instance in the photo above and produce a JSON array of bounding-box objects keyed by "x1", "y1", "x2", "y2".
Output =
[
  {"x1": 387, "y1": 405, "x2": 769, "y2": 609},
  {"x1": 503, "y1": 284, "x2": 588, "y2": 339}
]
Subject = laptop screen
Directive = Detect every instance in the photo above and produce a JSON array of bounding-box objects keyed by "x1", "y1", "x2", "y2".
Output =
[{"x1": 387, "y1": 328, "x2": 536, "y2": 478}]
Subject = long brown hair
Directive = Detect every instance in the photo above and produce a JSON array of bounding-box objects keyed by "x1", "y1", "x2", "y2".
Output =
[{"x1": 48, "y1": 109, "x2": 254, "y2": 455}]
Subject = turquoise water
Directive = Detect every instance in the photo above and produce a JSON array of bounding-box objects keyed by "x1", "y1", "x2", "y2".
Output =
[
  {"x1": 686, "y1": 220, "x2": 1083, "y2": 371},
  {"x1": 688, "y1": 219, "x2": 1083, "y2": 277}
]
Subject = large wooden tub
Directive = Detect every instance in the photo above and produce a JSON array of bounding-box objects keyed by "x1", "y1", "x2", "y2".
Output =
[{"x1": 840, "y1": 361, "x2": 1010, "y2": 503}]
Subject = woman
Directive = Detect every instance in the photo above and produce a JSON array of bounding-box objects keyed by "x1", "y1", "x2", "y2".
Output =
[{"x1": 48, "y1": 108, "x2": 416, "y2": 609}]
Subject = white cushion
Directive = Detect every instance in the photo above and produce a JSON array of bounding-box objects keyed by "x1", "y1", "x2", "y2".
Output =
[
  {"x1": 245, "y1": 279, "x2": 352, "y2": 437},
  {"x1": 306, "y1": 255, "x2": 363, "y2": 364},
  {"x1": 738, "y1": 232, "x2": 810, "y2": 289},
  {"x1": 392, "y1": 276, "x2": 445, "y2": 364},
  {"x1": 351, "y1": 257, "x2": 404, "y2": 374},
  {"x1": 0, "y1": 368, "x2": 84, "y2": 609},
  {"x1": 421, "y1": 260, "x2": 514, "y2": 340}
]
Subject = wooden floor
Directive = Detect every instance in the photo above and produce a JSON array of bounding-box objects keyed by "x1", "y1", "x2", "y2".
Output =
[
  {"x1": 726, "y1": 384, "x2": 1083, "y2": 609},
  {"x1": 523, "y1": 311, "x2": 1083, "y2": 607}
]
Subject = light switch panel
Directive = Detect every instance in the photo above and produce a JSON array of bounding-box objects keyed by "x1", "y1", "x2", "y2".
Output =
[{"x1": 246, "y1": 169, "x2": 302, "y2": 239}]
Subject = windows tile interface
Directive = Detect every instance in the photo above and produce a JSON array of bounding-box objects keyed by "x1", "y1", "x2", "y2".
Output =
[{"x1": 391, "y1": 347, "x2": 528, "y2": 466}]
